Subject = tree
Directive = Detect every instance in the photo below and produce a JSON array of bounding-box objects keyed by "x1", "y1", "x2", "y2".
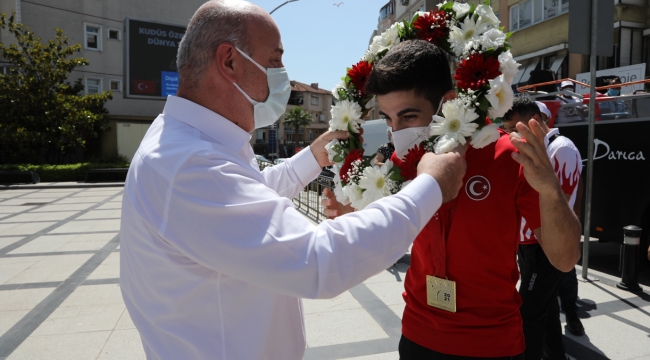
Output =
[
  {"x1": 0, "y1": 13, "x2": 112, "y2": 164},
  {"x1": 283, "y1": 107, "x2": 313, "y2": 144}
]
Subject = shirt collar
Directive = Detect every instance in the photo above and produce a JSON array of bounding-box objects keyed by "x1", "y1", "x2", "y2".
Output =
[
  {"x1": 544, "y1": 127, "x2": 560, "y2": 147},
  {"x1": 162, "y1": 95, "x2": 251, "y2": 150}
]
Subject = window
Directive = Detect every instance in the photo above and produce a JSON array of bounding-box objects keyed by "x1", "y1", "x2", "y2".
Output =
[
  {"x1": 509, "y1": 0, "x2": 568, "y2": 32},
  {"x1": 85, "y1": 78, "x2": 102, "y2": 94},
  {"x1": 109, "y1": 79, "x2": 122, "y2": 92},
  {"x1": 108, "y1": 28, "x2": 121, "y2": 41},
  {"x1": 84, "y1": 23, "x2": 102, "y2": 51},
  {"x1": 319, "y1": 113, "x2": 325, "y2": 122},
  {"x1": 311, "y1": 95, "x2": 319, "y2": 106},
  {"x1": 308, "y1": 130, "x2": 314, "y2": 141}
]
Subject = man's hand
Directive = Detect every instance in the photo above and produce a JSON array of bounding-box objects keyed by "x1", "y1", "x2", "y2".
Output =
[
  {"x1": 416, "y1": 144, "x2": 467, "y2": 203},
  {"x1": 309, "y1": 131, "x2": 350, "y2": 168},
  {"x1": 321, "y1": 188, "x2": 354, "y2": 219},
  {"x1": 509, "y1": 120, "x2": 560, "y2": 195}
]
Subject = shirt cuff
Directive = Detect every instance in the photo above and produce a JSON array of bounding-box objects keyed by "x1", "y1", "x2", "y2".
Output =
[
  {"x1": 289, "y1": 147, "x2": 322, "y2": 186},
  {"x1": 399, "y1": 175, "x2": 443, "y2": 228}
]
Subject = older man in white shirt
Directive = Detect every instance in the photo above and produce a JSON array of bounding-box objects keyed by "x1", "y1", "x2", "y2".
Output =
[{"x1": 119, "y1": 1, "x2": 467, "y2": 359}]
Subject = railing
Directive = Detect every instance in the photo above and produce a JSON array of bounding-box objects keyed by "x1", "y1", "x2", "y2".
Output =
[{"x1": 257, "y1": 160, "x2": 333, "y2": 223}]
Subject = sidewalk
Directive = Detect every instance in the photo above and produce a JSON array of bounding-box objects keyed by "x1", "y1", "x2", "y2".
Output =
[{"x1": 0, "y1": 187, "x2": 648, "y2": 359}]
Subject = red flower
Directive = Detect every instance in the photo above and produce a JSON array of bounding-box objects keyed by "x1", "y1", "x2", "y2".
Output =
[
  {"x1": 340, "y1": 148, "x2": 364, "y2": 182},
  {"x1": 347, "y1": 61, "x2": 373, "y2": 96},
  {"x1": 414, "y1": 10, "x2": 450, "y2": 45},
  {"x1": 454, "y1": 54, "x2": 502, "y2": 91},
  {"x1": 396, "y1": 143, "x2": 426, "y2": 181}
]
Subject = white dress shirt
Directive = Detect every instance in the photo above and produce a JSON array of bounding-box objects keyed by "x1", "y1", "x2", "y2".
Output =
[{"x1": 120, "y1": 95, "x2": 442, "y2": 360}]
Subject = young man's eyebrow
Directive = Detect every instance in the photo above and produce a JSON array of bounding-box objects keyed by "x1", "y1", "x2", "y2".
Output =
[
  {"x1": 378, "y1": 110, "x2": 389, "y2": 118},
  {"x1": 396, "y1": 108, "x2": 421, "y2": 117}
]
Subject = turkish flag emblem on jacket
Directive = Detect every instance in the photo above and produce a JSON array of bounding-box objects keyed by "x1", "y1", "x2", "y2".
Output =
[{"x1": 133, "y1": 79, "x2": 156, "y2": 94}]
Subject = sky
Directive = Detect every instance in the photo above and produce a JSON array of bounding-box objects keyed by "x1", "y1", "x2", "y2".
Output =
[{"x1": 249, "y1": 0, "x2": 389, "y2": 92}]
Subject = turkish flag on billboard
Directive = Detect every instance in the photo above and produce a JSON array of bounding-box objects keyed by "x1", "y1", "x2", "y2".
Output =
[{"x1": 133, "y1": 79, "x2": 156, "y2": 94}]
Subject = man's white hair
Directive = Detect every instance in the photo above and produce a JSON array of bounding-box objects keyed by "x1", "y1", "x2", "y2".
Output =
[{"x1": 176, "y1": 0, "x2": 253, "y2": 88}]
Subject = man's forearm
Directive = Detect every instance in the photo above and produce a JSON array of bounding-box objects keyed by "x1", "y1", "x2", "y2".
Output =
[{"x1": 536, "y1": 184, "x2": 582, "y2": 272}]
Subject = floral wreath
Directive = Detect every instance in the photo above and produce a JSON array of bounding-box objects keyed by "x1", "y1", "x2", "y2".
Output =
[{"x1": 325, "y1": 0, "x2": 520, "y2": 210}]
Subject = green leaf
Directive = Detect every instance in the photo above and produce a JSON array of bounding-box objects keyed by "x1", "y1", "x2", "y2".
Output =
[{"x1": 505, "y1": 32, "x2": 513, "y2": 40}]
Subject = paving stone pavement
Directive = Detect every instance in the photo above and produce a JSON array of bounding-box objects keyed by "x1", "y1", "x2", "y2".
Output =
[{"x1": 0, "y1": 186, "x2": 649, "y2": 359}]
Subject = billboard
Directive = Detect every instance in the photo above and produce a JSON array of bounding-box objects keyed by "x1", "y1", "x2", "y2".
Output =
[
  {"x1": 576, "y1": 64, "x2": 646, "y2": 95},
  {"x1": 125, "y1": 18, "x2": 186, "y2": 99}
]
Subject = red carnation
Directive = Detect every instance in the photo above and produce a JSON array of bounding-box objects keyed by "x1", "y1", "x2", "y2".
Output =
[
  {"x1": 454, "y1": 54, "x2": 502, "y2": 91},
  {"x1": 340, "y1": 148, "x2": 364, "y2": 183},
  {"x1": 396, "y1": 143, "x2": 426, "y2": 181},
  {"x1": 413, "y1": 10, "x2": 450, "y2": 45},
  {"x1": 347, "y1": 61, "x2": 373, "y2": 97}
]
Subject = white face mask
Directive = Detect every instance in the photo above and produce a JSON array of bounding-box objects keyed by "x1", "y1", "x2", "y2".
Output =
[
  {"x1": 389, "y1": 97, "x2": 445, "y2": 159},
  {"x1": 233, "y1": 47, "x2": 291, "y2": 129}
]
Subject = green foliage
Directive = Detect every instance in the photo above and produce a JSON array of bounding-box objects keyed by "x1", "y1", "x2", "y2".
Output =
[
  {"x1": 0, "y1": 13, "x2": 112, "y2": 164},
  {"x1": 283, "y1": 106, "x2": 313, "y2": 143},
  {"x1": 0, "y1": 162, "x2": 129, "y2": 182}
]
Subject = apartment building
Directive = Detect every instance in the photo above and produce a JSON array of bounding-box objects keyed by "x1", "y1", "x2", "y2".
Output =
[
  {"x1": 505, "y1": 0, "x2": 648, "y2": 93},
  {"x1": 0, "y1": 0, "x2": 204, "y2": 161},
  {"x1": 251, "y1": 81, "x2": 333, "y2": 159}
]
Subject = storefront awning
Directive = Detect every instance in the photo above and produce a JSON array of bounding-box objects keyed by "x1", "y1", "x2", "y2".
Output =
[
  {"x1": 550, "y1": 51, "x2": 568, "y2": 76},
  {"x1": 519, "y1": 57, "x2": 540, "y2": 84},
  {"x1": 512, "y1": 60, "x2": 529, "y2": 86}
]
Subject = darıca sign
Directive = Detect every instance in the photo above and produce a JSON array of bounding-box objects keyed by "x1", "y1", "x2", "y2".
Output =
[
  {"x1": 575, "y1": 63, "x2": 646, "y2": 95},
  {"x1": 125, "y1": 18, "x2": 186, "y2": 99}
]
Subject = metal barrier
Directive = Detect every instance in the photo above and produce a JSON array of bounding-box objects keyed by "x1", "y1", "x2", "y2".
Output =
[{"x1": 257, "y1": 160, "x2": 333, "y2": 223}]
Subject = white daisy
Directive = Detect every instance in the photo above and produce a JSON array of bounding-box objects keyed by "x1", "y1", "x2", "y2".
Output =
[
  {"x1": 479, "y1": 29, "x2": 506, "y2": 50},
  {"x1": 430, "y1": 100, "x2": 479, "y2": 148},
  {"x1": 486, "y1": 75, "x2": 515, "y2": 119},
  {"x1": 475, "y1": 4, "x2": 500, "y2": 27},
  {"x1": 358, "y1": 162, "x2": 393, "y2": 207},
  {"x1": 498, "y1": 51, "x2": 520, "y2": 85},
  {"x1": 449, "y1": 16, "x2": 490, "y2": 56},
  {"x1": 329, "y1": 100, "x2": 363, "y2": 133},
  {"x1": 470, "y1": 123, "x2": 500, "y2": 149},
  {"x1": 368, "y1": 22, "x2": 402, "y2": 58}
]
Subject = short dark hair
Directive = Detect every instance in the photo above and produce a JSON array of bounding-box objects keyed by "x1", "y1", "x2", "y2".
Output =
[
  {"x1": 365, "y1": 40, "x2": 453, "y2": 108},
  {"x1": 503, "y1": 96, "x2": 541, "y2": 122}
]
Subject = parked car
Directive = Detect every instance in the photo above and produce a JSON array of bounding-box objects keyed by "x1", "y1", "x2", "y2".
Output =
[{"x1": 255, "y1": 154, "x2": 271, "y2": 163}]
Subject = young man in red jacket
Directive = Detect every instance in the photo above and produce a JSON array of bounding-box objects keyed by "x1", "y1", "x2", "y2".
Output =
[{"x1": 323, "y1": 40, "x2": 582, "y2": 359}]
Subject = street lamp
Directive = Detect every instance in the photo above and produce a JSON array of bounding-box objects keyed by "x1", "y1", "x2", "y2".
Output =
[{"x1": 270, "y1": 0, "x2": 299, "y2": 15}]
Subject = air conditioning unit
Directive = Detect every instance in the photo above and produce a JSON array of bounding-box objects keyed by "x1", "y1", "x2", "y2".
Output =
[{"x1": 401, "y1": 0, "x2": 409, "y2": 5}]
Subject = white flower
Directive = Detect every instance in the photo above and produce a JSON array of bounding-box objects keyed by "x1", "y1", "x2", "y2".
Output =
[
  {"x1": 452, "y1": 2, "x2": 471, "y2": 18},
  {"x1": 344, "y1": 183, "x2": 367, "y2": 210},
  {"x1": 358, "y1": 162, "x2": 393, "y2": 207},
  {"x1": 325, "y1": 139, "x2": 341, "y2": 163},
  {"x1": 332, "y1": 175, "x2": 350, "y2": 206},
  {"x1": 498, "y1": 51, "x2": 520, "y2": 85},
  {"x1": 367, "y1": 22, "x2": 402, "y2": 61},
  {"x1": 479, "y1": 29, "x2": 506, "y2": 50},
  {"x1": 475, "y1": 4, "x2": 500, "y2": 27},
  {"x1": 486, "y1": 75, "x2": 515, "y2": 119},
  {"x1": 433, "y1": 135, "x2": 459, "y2": 154},
  {"x1": 329, "y1": 100, "x2": 363, "y2": 133},
  {"x1": 449, "y1": 16, "x2": 490, "y2": 56},
  {"x1": 332, "y1": 80, "x2": 346, "y2": 100},
  {"x1": 430, "y1": 100, "x2": 479, "y2": 150},
  {"x1": 470, "y1": 123, "x2": 500, "y2": 149}
]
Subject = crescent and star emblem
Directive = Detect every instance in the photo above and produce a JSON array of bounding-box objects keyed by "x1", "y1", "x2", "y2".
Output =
[
  {"x1": 137, "y1": 82, "x2": 146, "y2": 90},
  {"x1": 465, "y1": 175, "x2": 490, "y2": 201}
]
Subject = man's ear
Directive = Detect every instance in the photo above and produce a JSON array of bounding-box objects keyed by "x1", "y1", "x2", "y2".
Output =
[
  {"x1": 442, "y1": 90, "x2": 456, "y2": 102},
  {"x1": 215, "y1": 43, "x2": 238, "y2": 83}
]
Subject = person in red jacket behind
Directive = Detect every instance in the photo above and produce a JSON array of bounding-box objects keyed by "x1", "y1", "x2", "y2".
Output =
[{"x1": 322, "y1": 40, "x2": 582, "y2": 359}]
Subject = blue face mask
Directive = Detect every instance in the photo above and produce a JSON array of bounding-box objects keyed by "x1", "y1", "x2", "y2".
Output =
[{"x1": 608, "y1": 88, "x2": 620, "y2": 96}]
